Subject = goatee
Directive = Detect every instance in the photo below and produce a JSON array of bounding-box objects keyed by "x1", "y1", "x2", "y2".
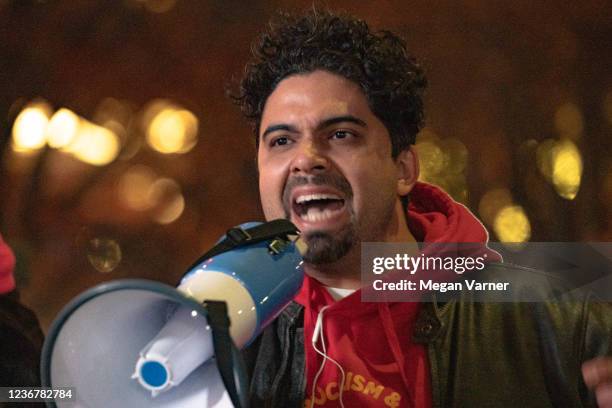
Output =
[{"x1": 283, "y1": 173, "x2": 356, "y2": 264}]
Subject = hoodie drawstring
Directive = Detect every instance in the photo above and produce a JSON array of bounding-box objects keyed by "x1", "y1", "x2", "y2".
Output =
[{"x1": 378, "y1": 302, "x2": 415, "y2": 408}]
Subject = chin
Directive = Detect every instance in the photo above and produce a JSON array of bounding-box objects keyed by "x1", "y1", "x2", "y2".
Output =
[{"x1": 301, "y1": 229, "x2": 356, "y2": 264}]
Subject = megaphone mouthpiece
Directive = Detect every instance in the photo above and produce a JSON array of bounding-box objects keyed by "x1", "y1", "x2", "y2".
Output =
[
  {"x1": 132, "y1": 359, "x2": 172, "y2": 397},
  {"x1": 133, "y1": 304, "x2": 215, "y2": 395}
]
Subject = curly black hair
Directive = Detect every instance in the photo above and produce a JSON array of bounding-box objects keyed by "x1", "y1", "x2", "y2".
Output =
[{"x1": 235, "y1": 9, "x2": 427, "y2": 158}]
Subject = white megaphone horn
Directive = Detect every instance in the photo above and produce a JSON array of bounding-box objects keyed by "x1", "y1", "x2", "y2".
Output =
[{"x1": 41, "y1": 220, "x2": 306, "y2": 408}]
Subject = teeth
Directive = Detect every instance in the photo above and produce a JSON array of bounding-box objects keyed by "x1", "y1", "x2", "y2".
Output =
[
  {"x1": 295, "y1": 193, "x2": 341, "y2": 204},
  {"x1": 300, "y1": 207, "x2": 339, "y2": 222}
]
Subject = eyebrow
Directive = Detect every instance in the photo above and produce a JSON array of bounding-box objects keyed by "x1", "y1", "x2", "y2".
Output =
[
  {"x1": 261, "y1": 124, "x2": 297, "y2": 140},
  {"x1": 261, "y1": 115, "x2": 368, "y2": 140}
]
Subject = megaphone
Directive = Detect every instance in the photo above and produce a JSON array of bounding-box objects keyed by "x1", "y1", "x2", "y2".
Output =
[{"x1": 42, "y1": 220, "x2": 305, "y2": 407}]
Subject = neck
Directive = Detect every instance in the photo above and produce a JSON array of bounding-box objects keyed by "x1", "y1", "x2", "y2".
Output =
[{"x1": 304, "y1": 199, "x2": 417, "y2": 289}]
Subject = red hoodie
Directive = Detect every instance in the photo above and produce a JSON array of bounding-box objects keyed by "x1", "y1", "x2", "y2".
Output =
[
  {"x1": 295, "y1": 182, "x2": 498, "y2": 408},
  {"x1": 0, "y1": 234, "x2": 16, "y2": 294}
]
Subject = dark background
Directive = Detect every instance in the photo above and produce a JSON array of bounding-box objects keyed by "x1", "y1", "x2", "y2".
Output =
[{"x1": 0, "y1": 0, "x2": 610, "y2": 330}]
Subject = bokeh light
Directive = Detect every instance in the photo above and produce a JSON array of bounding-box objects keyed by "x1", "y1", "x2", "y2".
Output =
[
  {"x1": 417, "y1": 140, "x2": 448, "y2": 181},
  {"x1": 416, "y1": 128, "x2": 468, "y2": 203},
  {"x1": 147, "y1": 177, "x2": 185, "y2": 224},
  {"x1": 87, "y1": 238, "x2": 122, "y2": 273},
  {"x1": 537, "y1": 138, "x2": 582, "y2": 200},
  {"x1": 117, "y1": 165, "x2": 157, "y2": 211},
  {"x1": 536, "y1": 138, "x2": 557, "y2": 181},
  {"x1": 46, "y1": 108, "x2": 80, "y2": 149},
  {"x1": 478, "y1": 188, "x2": 513, "y2": 226},
  {"x1": 66, "y1": 121, "x2": 121, "y2": 166},
  {"x1": 144, "y1": 100, "x2": 199, "y2": 154},
  {"x1": 11, "y1": 101, "x2": 52, "y2": 152},
  {"x1": 551, "y1": 139, "x2": 583, "y2": 200},
  {"x1": 493, "y1": 205, "x2": 531, "y2": 244},
  {"x1": 441, "y1": 138, "x2": 468, "y2": 175}
]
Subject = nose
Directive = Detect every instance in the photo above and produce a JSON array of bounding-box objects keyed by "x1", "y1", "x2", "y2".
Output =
[{"x1": 290, "y1": 139, "x2": 329, "y2": 175}]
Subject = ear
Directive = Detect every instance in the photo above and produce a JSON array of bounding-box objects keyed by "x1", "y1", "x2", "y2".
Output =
[{"x1": 396, "y1": 146, "x2": 419, "y2": 196}]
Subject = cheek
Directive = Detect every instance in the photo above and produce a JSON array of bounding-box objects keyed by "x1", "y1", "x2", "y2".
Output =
[
  {"x1": 351, "y1": 167, "x2": 397, "y2": 210},
  {"x1": 257, "y1": 164, "x2": 287, "y2": 219}
]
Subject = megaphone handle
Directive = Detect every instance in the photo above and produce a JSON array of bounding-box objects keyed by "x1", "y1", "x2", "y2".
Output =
[{"x1": 206, "y1": 300, "x2": 250, "y2": 408}]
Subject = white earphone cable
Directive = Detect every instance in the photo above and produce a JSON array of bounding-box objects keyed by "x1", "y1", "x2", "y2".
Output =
[{"x1": 310, "y1": 305, "x2": 346, "y2": 408}]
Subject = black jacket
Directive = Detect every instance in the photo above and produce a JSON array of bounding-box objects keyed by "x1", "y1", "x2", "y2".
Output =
[{"x1": 243, "y1": 263, "x2": 612, "y2": 407}]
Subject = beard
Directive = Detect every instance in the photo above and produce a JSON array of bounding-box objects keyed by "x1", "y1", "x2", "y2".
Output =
[
  {"x1": 301, "y1": 223, "x2": 357, "y2": 264},
  {"x1": 282, "y1": 173, "x2": 358, "y2": 264}
]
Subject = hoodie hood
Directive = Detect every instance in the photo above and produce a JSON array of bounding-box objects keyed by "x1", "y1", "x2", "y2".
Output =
[
  {"x1": 404, "y1": 182, "x2": 501, "y2": 273},
  {"x1": 406, "y1": 182, "x2": 493, "y2": 244}
]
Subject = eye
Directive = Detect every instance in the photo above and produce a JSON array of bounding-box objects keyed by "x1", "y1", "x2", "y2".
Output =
[
  {"x1": 269, "y1": 136, "x2": 292, "y2": 147},
  {"x1": 331, "y1": 130, "x2": 355, "y2": 140}
]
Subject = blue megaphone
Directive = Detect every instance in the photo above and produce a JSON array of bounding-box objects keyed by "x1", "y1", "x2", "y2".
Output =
[{"x1": 42, "y1": 219, "x2": 305, "y2": 407}]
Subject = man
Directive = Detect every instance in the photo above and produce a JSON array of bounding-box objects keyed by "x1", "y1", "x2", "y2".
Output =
[{"x1": 236, "y1": 10, "x2": 612, "y2": 407}]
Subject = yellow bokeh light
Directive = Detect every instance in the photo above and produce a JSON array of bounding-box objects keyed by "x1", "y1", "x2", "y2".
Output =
[
  {"x1": 551, "y1": 139, "x2": 582, "y2": 200},
  {"x1": 536, "y1": 138, "x2": 557, "y2": 181},
  {"x1": 441, "y1": 138, "x2": 468, "y2": 174},
  {"x1": 141, "y1": 99, "x2": 169, "y2": 125},
  {"x1": 493, "y1": 205, "x2": 531, "y2": 243},
  {"x1": 117, "y1": 165, "x2": 157, "y2": 211},
  {"x1": 416, "y1": 140, "x2": 447, "y2": 181},
  {"x1": 154, "y1": 193, "x2": 185, "y2": 224},
  {"x1": 46, "y1": 108, "x2": 80, "y2": 149},
  {"x1": 11, "y1": 102, "x2": 52, "y2": 152},
  {"x1": 416, "y1": 127, "x2": 439, "y2": 141},
  {"x1": 478, "y1": 188, "x2": 513, "y2": 226},
  {"x1": 68, "y1": 121, "x2": 120, "y2": 166},
  {"x1": 146, "y1": 105, "x2": 199, "y2": 154},
  {"x1": 554, "y1": 102, "x2": 583, "y2": 140},
  {"x1": 147, "y1": 178, "x2": 185, "y2": 224}
]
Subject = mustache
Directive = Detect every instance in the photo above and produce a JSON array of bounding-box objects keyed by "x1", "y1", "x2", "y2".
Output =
[{"x1": 282, "y1": 174, "x2": 353, "y2": 215}]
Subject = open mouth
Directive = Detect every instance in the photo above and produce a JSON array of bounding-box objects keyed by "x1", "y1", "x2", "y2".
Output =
[{"x1": 292, "y1": 193, "x2": 346, "y2": 223}]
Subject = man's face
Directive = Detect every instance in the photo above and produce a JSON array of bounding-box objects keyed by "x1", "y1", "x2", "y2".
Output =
[{"x1": 257, "y1": 70, "x2": 409, "y2": 264}]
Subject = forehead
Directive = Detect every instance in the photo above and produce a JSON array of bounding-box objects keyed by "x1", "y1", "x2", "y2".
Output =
[{"x1": 260, "y1": 70, "x2": 372, "y2": 131}]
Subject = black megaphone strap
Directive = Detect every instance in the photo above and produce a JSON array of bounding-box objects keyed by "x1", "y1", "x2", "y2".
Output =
[
  {"x1": 206, "y1": 300, "x2": 249, "y2": 408},
  {"x1": 184, "y1": 219, "x2": 299, "y2": 274}
]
